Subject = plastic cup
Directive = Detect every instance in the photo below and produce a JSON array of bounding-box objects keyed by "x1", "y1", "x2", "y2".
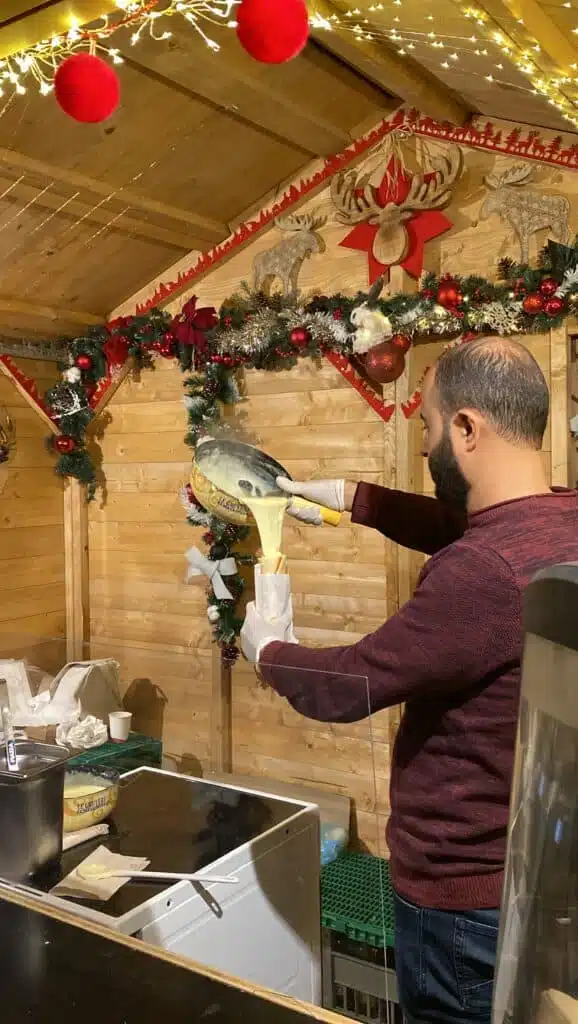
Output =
[{"x1": 109, "y1": 711, "x2": 132, "y2": 743}]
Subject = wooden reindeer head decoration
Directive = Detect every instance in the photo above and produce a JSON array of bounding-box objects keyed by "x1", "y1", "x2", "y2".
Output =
[{"x1": 331, "y1": 145, "x2": 463, "y2": 268}]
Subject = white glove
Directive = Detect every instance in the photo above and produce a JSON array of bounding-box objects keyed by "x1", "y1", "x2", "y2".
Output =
[
  {"x1": 241, "y1": 568, "x2": 298, "y2": 663},
  {"x1": 240, "y1": 602, "x2": 298, "y2": 663},
  {"x1": 276, "y1": 477, "x2": 345, "y2": 525}
]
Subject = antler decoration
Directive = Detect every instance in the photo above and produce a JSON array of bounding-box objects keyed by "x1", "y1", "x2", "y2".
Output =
[
  {"x1": 0, "y1": 407, "x2": 15, "y2": 464},
  {"x1": 331, "y1": 145, "x2": 463, "y2": 268}
]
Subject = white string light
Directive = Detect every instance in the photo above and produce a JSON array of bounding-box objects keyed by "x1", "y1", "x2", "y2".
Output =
[{"x1": 0, "y1": 1, "x2": 240, "y2": 98}]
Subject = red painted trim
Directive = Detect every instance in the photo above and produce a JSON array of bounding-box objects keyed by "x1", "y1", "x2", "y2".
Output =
[
  {"x1": 133, "y1": 110, "x2": 578, "y2": 316},
  {"x1": 0, "y1": 354, "x2": 57, "y2": 421}
]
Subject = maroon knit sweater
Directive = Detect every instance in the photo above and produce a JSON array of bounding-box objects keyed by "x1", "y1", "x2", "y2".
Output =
[{"x1": 259, "y1": 484, "x2": 578, "y2": 910}]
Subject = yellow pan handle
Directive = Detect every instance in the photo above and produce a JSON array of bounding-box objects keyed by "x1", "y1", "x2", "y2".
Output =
[{"x1": 290, "y1": 497, "x2": 341, "y2": 526}]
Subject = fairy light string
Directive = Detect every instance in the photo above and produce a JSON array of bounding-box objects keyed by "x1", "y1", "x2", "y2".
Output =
[{"x1": 0, "y1": 1, "x2": 239, "y2": 98}]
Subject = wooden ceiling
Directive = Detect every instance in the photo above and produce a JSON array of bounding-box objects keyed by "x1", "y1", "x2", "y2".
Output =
[{"x1": 0, "y1": 0, "x2": 577, "y2": 345}]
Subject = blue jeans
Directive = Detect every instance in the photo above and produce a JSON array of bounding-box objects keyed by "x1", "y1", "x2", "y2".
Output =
[{"x1": 393, "y1": 891, "x2": 500, "y2": 1024}]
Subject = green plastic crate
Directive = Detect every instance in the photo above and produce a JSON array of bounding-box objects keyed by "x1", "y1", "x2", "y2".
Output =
[
  {"x1": 68, "y1": 732, "x2": 162, "y2": 773},
  {"x1": 321, "y1": 852, "x2": 395, "y2": 949}
]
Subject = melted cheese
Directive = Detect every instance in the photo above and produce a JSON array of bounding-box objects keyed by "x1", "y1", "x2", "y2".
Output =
[
  {"x1": 198, "y1": 448, "x2": 288, "y2": 572},
  {"x1": 64, "y1": 783, "x2": 105, "y2": 799},
  {"x1": 243, "y1": 494, "x2": 287, "y2": 573}
]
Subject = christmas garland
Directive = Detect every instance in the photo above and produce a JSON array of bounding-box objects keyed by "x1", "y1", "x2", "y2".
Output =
[{"x1": 32, "y1": 237, "x2": 578, "y2": 660}]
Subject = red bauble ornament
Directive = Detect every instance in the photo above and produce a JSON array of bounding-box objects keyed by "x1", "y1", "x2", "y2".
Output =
[
  {"x1": 365, "y1": 341, "x2": 406, "y2": 384},
  {"x1": 539, "y1": 277, "x2": 558, "y2": 298},
  {"x1": 522, "y1": 292, "x2": 543, "y2": 315},
  {"x1": 54, "y1": 435, "x2": 75, "y2": 454},
  {"x1": 236, "y1": 0, "x2": 309, "y2": 63},
  {"x1": 75, "y1": 353, "x2": 93, "y2": 371},
  {"x1": 437, "y1": 280, "x2": 462, "y2": 309},
  {"x1": 290, "y1": 327, "x2": 311, "y2": 348},
  {"x1": 54, "y1": 54, "x2": 120, "y2": 124},
  {"x1": 544, "y1": 296, "x2": 565, "y2": 317},
  {"x1": 390, "y1": 333, "x2": 412, "y2": 354}
]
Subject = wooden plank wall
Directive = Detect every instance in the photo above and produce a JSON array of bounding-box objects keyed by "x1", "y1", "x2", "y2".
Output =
[
  {"x1": 0, "y1": 357, "x2": 66, "y2": 672},
  {"x1": 87, "y1": 354, "x2": 393, "y2": 851},
  {"x1": 99, "y1": 128, "x2": 575, "y2": 851}
]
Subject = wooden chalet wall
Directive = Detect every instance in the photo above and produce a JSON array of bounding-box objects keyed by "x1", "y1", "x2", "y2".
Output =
[
  {"x1": 92, "y1": 117, "x2": 575, "y2": 851},
  {"x1": 0, "y1": 357, "x2": 66, "y2": 671}
]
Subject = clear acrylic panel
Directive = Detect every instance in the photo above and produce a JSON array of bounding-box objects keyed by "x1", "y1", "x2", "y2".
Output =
[
  {"x1": 494, "y1": 678, "x2": 578, "y2": 1023},
  {"x1": 0, "y1": 630, "x2": 402, "y2": 1014}
]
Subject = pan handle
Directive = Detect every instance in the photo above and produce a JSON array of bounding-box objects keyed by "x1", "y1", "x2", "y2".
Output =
[{"x1": 291, "y1": 498, "x2": 341, "y2": 527}]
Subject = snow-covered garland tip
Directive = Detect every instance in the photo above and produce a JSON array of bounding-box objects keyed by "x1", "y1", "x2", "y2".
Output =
[{"x1": 27, "y1": 237, "x2": 578, "y2": 661}]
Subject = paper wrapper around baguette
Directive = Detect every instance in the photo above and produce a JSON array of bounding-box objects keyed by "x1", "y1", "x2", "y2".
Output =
[{"x1": 254, "y1": 564, "x2": 292, "y2": 620}]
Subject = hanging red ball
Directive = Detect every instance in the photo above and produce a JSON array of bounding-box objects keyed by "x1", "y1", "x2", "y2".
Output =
[
  {"x1": 390, "y1": 333, "x2": 412, "y2": 354},
  {"x1": 75, "y1": 353, "x2": 93, "y2": 371},
  {"x1": 290, "y1": 327, "x2": 311, "y2": 348},
  {"x1": 365, "y1": 342, "x2": 406, "y2": 384},
  {"x1": 54, "y1": 53, "x2": 120, "y2": 124},
  {"x1": 544, "y1": 295, "x2": 565, "y2": 317},
  {"x1": 522, "y1": 292, "x2": 543, "y2": 315},
  {"x1": 54, "y1": 435, "x2": 76, "y2": 454},
  {"x1": 539, "y1": 277, "x2": 558, "y2": 298},
  {"x1": 236, "y1": 0, "x2": 309, "y2": 64}
]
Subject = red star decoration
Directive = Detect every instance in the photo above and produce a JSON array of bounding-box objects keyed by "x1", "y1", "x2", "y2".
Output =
[{"x1": 338, "y1": 158, "x2": 453, "y2": 284}]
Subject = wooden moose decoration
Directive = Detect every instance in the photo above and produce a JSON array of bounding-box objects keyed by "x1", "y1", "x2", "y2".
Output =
[
  {"x1": 479, "y1": 163, "x2": 570, "y2": 262},
  {"x1": 252, "y1": 213, "x2": 326, "y2": 296}
]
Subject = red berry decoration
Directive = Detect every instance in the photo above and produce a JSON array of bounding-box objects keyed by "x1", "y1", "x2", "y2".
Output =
[
  {"x1": 54, "y1": 53, "x2": 120, "y2": 124},
  {"x1": 159, "y1": 339, "x2": 175, "y2": 358},
  {"x1": 365, "y1": 341, "x2": 406, "y2": 384},
  {"x1": 54, "y1": 435, "x2": 76, "y2": 454},
  {"x1": 390, "y1": 333, "x2": 412, "y2": 354},
  {"x1": 75, "y1": 353, "x2": 93, "y2": 371},
  {"x1": 437, "y1": 281, "x2": 462, "y2": 309},
  {"x1": 290, "y1": 327, "x2": 311, "y2": 348},
  {"x1": 539, "y1": 277, "x2": 558, "y2": 298},
  {"x1": 522, "y1": 292, "x2": 543, "y2": 315},
  {"x1": 544, "y1": 296, "x2": 565, "y2": 317},
  {"x1": 236, "y1": 0, "x2": 309, "y2": 63}
]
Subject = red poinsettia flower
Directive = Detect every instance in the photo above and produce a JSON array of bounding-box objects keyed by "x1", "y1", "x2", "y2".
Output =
[
  {"x1": 103, "y1": 334, "x2": 130, "y2": 367},
  {"x1": 170, "y1": 296, "x2": 218, "y2": 348}
]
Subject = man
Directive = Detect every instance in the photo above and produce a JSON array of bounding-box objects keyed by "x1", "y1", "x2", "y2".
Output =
[{"x1": 240, "y1": 336, "x2": 578, "y2": 1024}]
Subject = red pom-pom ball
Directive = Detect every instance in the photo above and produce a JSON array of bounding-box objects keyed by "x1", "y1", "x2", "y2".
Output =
[
  {"x1": 236, "y1": 0, "x2": 309, "y2": 63},
  {"x1": 75, "y1": 354, "x2": 93, "y2": 370},
  {"x1": 54, "y1": 54, "x2": 120, "y2": 124}
]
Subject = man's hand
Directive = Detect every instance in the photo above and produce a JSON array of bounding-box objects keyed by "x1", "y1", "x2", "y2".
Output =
[
  {"x1": 240, "y1": 601, "x2": 298, "y2": 663},
  {"x1": 276, "y1": 477, "x2": 357, "y2": 524}
]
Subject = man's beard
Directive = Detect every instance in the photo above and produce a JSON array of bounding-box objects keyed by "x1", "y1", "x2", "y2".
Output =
[{"x1": 428, "y1": 427, "x2": 470, "y2": 513}]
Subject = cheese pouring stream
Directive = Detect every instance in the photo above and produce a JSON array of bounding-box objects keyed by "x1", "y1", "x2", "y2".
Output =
[{"x1": 191, "y1": 438, "x2": 340, "y2": 574}]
